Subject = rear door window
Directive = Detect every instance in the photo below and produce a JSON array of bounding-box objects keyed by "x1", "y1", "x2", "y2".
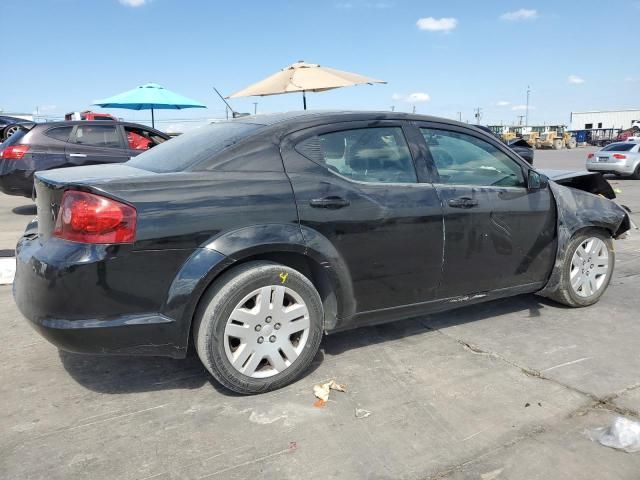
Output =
[
  {"x1": 44, "y1": 126, "x2": 73, "y2": 142},
  {"x1": 296, "y1": 126, "x2": 417, "y2": 184},
  {"x1": 71, "y1": 125, "x2": 122, "y2": 148}
]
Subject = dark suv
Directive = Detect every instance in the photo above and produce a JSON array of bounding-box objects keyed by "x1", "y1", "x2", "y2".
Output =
[
  {"x1": 14, "y1": 112, "x2": 630, "y2": 394},
  {"x1": 0, "y1": 121, "x2": 169, "y2": 197}
]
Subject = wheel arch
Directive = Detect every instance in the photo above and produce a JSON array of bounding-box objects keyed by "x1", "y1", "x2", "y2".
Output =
[{"x1": 162, "y1": 224, "x2": 355, "y2": 356}]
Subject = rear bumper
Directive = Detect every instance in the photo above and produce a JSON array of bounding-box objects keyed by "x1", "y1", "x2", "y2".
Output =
[
  {"x1": 23, "y1": 312, "x2": 186, "y2": 357},
  {"x1": 0, "y1": 169, "x2": 34, "y2": 197},
  {"x1": 13, "y1": 235, "x2": 197, "y2": 358},
  {"x1": 586, "y1": 161, "x2": 637, "y2": 176}
]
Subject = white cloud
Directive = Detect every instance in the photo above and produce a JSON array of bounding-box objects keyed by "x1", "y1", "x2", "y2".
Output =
[
  {"x1": 500, "y1": 9, "x2": 538, "y2": 21},
  {"x1": 392, "y1": 92, "x2": 431, "y2": 103},
  {"x1": 335, "y1": 2, "x2": 354, "y2": 8},
  {"x1": 119, "y1": 0, "x2": 148, "y2": 7},
  {"x1": 496, "y1": 101, "x2": 511, "y2": 107},
  {"x1": 406, "y1": 92, "x2": 430, "y2": 103},
  {"x1": 416, "y1": 17, "x2": 458, "y2": 32},
  {"x1": 568, "y1": 75, "x2": 585, "y2": 84},
  {"x1": 512, "y1": 105, "x2": 536, "y2": 111}
]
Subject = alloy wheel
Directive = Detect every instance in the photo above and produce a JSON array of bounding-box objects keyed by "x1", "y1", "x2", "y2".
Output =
[
  {"x1": 569, "y1": 237, "x2": 609, "y2": 298},
  {"x1": 223, "y1": 285, "x2": 310, "y2": 378}
]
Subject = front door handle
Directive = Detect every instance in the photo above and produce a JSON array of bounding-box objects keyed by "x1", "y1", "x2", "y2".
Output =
[
  {"x1": 68, "y1": 153, "x2": 87, "y2": 158},
  {"x1": 448, "y1": 197, "x2": 479, "y2": 209},
  {"x1": 309, "y1": 196, "x2": 350, "y2": 209}
]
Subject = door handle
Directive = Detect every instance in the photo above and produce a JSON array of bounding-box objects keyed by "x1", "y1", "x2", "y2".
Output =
[
  {"x1": 309, "y1": 196, "x2": 350, "y2": 209},
  {"x1": 69, "y1": 153, "x2": 87, "y2": 158},
  {"x1": 448, "y1": 197, "x2": 479, "y2": 209}
]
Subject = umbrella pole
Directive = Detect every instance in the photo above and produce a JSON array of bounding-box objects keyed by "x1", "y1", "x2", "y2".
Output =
[
  {"x1": 151, "y1": 108, "x2": 155, "y2": 128},
  {"x1": 302, "y1": 91, "x2": 307, "y2": 110}
]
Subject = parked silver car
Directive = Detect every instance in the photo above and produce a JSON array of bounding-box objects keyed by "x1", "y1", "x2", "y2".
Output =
[{"x1": 586, "y1": 142, "x2": 640, "y2": 179}]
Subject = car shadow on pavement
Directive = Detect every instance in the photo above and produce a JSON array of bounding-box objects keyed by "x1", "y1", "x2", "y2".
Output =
[
  {"x1": 58, "y1": 294, "x2": 555, "y2": 395},
  {"x1": 322, "y1": 293, "x2": 563, "y2": 357},
  {"x1": 58, "y1": 350, "x2": 211, "y2": 394},
  {"x1": 58, "y1": 348, "x2": 325, "y2": 396},
  {"x1": 12, "y1": 204, "x2": 37, "y2": 216}
]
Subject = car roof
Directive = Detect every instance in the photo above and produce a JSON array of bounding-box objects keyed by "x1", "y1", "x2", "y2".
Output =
[
  {"x1": 235, "y1": 110, "x2": 475, "y2": 129},
  {"x1": 32, "y1": 120, "x2": 168, "y2": 135}
]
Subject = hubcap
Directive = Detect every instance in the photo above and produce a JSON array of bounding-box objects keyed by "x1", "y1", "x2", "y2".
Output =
[
  {"x1": 223, "y1": 285, "x2": 310, "y2": 378},
  {"x1": 570, "y1": 237, "x2": 609, "y2": 298}
]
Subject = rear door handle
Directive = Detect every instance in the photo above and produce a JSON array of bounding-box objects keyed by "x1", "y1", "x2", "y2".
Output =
[
  {"x1": 69, "y1": 153, "x2": 87, "y2": 158},
  {"x1": 448, "y1": 197, "x2": 479, "y2": 209},
  {"x1": 309, "y1": 196, "x2": 350, "y2": 209}
]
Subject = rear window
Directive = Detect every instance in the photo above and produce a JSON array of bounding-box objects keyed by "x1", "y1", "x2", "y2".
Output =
[
  {"x1": 603, "y1": 143, "x2": 636, "y2": 152},
  {"x1": 127, "y1": 122, "x2": 263, "y2": 173},
  {"x1": 44, "y1": 126, "x2": 73, "y2": 142}
]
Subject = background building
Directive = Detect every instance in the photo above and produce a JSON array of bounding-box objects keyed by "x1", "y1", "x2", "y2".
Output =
[{"x1": 570, "y1": 109, "x2": 640, "y2": 130}]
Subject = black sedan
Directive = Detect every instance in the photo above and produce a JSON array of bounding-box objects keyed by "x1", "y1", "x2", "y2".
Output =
[
  {"x1": 0, "y1": 120, "x2": 169, "y2": 197},
  {"x1": 14, "y1": 111, "x2": 630, "y2": 394}
]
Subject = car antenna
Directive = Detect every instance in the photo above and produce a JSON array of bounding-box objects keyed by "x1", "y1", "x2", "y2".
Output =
[{"x1": 212, "y1": 87, "x2": 250, "y2": 119}]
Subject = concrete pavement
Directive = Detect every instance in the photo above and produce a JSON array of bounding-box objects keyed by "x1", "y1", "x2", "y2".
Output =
[{"x1": 1, "y1": 148, "x2": 640, "y2": 480}]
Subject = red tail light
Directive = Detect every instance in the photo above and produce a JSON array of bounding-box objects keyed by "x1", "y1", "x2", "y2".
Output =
[
  {"x1": 613, "y1": 154, "x2": 627, "y2": 159},
  {"x1": 0, "y1": 145, "x2": 30, "y2": 160},
  {"x1": 53, "y1": 190, "x2": 136, "y2": 244},
  {"x1": 587, "y1": 153, "x2": 594, "y2": 159}
]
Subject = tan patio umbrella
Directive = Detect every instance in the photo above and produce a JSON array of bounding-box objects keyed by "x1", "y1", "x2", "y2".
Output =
[{"x1": 228, "y1": 61, "x2": 386, "y2": 110}]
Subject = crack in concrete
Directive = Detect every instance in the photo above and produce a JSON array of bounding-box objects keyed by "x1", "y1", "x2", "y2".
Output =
[
  {"x1": 418, "y1": 320, "x2": 640, "y2": 479},
  {"x1": 423, "y1": 425, "x2": 546, "y2": 480}
]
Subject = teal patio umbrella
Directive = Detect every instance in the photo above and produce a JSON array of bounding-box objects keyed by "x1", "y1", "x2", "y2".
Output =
[{"x1": 93, "y1": 83, "x2": 206, "y2": 128}]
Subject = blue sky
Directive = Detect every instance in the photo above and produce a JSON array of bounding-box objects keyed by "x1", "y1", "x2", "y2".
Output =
[{"x1": 1, "y1": 0, "x2": 638, "y2": 131}]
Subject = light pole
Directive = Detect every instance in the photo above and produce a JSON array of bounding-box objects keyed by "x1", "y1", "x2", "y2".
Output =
[
  {"x1": 474, "y1": 107, "x2": 482, "y2": 125},
  {"x1": 525, "y1": 85, "x2": 530, "y2": 126},
  {"x1": 253, "y1": 102, "x2": 258, "y2": 115}
]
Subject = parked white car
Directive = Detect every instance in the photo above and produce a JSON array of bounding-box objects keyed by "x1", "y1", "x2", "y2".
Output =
[{"x1": 586, "y1": 142, "x2": 640, "y2": 179}]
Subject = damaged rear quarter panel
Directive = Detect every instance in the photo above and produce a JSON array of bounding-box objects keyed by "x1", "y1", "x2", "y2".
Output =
[{"x1": 537, "y1": 181, "x2": 631, "y2": 298}]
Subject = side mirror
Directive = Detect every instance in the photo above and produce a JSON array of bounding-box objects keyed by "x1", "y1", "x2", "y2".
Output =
[{"x1": 528, "y1": 170, "x2": 548, "y2": 190}]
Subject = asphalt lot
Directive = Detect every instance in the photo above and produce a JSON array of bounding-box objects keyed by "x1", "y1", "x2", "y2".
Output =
[{"x1": 2, "y1": 147, "x2": 640, "y2": 480}]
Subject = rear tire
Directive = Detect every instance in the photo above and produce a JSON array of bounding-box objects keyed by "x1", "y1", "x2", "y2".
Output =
[
  {"x1": 631, "y1": 164, "x2": 640, "y2": 180},
  {"x1": 548, "y1": 230, "x2": 614, "y2": 307},
  {"x1": 193, "y1": 261, "x2": 323, "y2": 394}
]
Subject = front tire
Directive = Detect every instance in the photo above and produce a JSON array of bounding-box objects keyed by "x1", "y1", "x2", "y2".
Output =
[
  {"x1": 193, "y1": 261, "x2": 323, "y2": 394},
  {"x1": 550, "y1": 230, "x2": 614, "y2": 307}
]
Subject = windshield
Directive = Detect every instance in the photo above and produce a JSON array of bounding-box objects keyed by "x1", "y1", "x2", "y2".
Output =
[
  {"x1": 603, "y1": 143, "x2": 636, "y2": 152},
  {"x1": 127, "y1": 122, "x2": 264, "y2": 173}
]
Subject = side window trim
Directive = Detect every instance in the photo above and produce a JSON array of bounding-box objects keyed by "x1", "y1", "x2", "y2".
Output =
[
  {"x1": 290, "y1": 120, "x2": 420, "y2": 185},
  {"x1": 414, "y1": 121, "x2": 529, "y2": 188}
]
